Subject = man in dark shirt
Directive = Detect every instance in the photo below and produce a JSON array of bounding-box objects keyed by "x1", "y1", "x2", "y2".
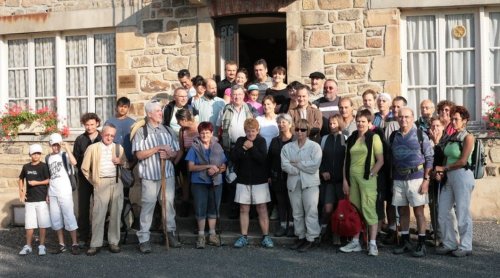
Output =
[
  {"x1": 73, "y1": 113, "x2": 102, "y2": 246},
  {"x1": 217, "y1": 60, "x2": 238, "y2": 98}
]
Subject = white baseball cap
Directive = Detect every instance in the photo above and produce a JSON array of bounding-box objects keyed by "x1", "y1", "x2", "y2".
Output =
[
  {"x1": 49, "y1": 133, "x2": 63, "y2": 145},
  {"x1": 29, "y1": 144, "x2": 43, "y2": 155}
]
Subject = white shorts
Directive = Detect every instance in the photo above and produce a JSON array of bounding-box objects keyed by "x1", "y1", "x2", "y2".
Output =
[
  {"x1": 392, "y1": 179, "x2": 429, "y2": 207},
  {"x1": 234, "y1": 183, "x2": 271, "y2": 205},
  {"x1": 49, "y1": 195, "x2": 78, "y2": 231},
  {"x1": 25, "y1": 201, "x2": 51, "y2": 229}
]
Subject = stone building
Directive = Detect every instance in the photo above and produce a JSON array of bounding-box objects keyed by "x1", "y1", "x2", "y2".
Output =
[{"x1": 0, "y1": 0, "x2": 499, "y2": 227}]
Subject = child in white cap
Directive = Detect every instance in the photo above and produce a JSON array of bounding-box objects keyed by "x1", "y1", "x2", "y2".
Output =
[
  {"x1": 46, "y1": 133, "x2": 80, "y2": 255},
  {"x1": 18, "y1": 144, "x2": 51, "y2": 256}
]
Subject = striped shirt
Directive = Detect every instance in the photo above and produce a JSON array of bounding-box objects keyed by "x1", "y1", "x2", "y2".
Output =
[
  {"x1": 132, "y1": 123, "x2": 180, "y2": 180},
  {"x1": 99, "y1": 142, "x2": 115, "y2": 178}
]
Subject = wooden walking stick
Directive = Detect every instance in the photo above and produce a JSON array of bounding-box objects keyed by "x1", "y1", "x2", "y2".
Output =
[{"x1": 161, "y1": 158, "x2": 169, "y2": 250}]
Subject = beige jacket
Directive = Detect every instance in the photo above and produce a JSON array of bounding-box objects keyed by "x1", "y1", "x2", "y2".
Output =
[{"x1": 81, "y1": 142, "x2": 127, "y2": 187}]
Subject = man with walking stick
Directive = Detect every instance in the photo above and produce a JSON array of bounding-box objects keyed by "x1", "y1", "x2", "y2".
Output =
[{"x1": 133, "y1": 100, "x2": 181, "y2": 253}]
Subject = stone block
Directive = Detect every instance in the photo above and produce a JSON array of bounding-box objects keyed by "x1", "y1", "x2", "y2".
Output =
[
  {"x1": 365, "y1": 9, "x2": 399, "y2": 27},
  {"x1": 140, "y1": 75, "x2": 170, "y2": 93},
  {"x1": 3, "y1": 168, "x2": 20, "y2": 178},
  {"x1": 287, "y1": 50, "x2": 301, "y2": 82},
  {"x1": 318, "y1": 0, "x2": 352, "y2": 10},
  {"x1": 358, "y1": 83, "x2": 382, "y2": 94},
  {"x1": 325, "y1": 51, "x2": 349, "y2": 64},
  {"x1": 181, "y1": 44, "x2": 196, "y2": 55},
  {"x1": 5, "y1": 0, "x2": 20, "y2": 7},
  {"x1": 163, "y1": 70, "x2": 179, "y2": 80},
  {"x1": 301, "y1": 49, "x2": 324, "y2": 76},
  {"x1": 158, "y1": 8, "x2": 173, "y2": 17},
  {"x1": 162, "y1": 48, "x2": 180, "y2": 55},
  {"x1": 366, "y1": 28, "x2": 384, "y2": 37},
  {"x1": 370, "y1": 55, "x2": 399, "y2": 81},
  {"x1": 345, "y1": 33, "x2": 365, "y2": 50},
  {"x1": 490, "y1": 148, "x2": 500, "y2": 163},
  {"x1": 325, "y1": 66, "x2": 335, "y2": 76},
  {"x1": 179, "y1": 19, "x2": 197, "y2": 43},
  {"x1": 356, "y1": 57, "x2": 370, "y2": 64},
  {"x1": 301, "y1": 11, "x2": 327, "y2": 26},
  {"x1": 145, "y1": 49, "x2": 162, "y2": 55},
  {"x1": 385, "y1": 25, "x2": 400, "y2": 56},
  {"x1": 354, "y1": 0, "x2": 366, "y2": 8},
  {"x1": 116, "y1": 29, "x2": 145, "y2": 51},
  {"x1": 351, "y1": 49, "x2": 383, "y2": 57},
  {"x1": 302, "y1": 0, "x2": 316, "y2": 10},
  {"x1": 153, "y1": 55, "x2": 167, "y2": 66},
  {"x1": 5, "y1": 147, "x2": 21, "y2": 154},
  {"x1": 116, "y1": 52, "x2": 128, "y2": 69},
  {"x1": 131, "y1": 56, "x2": 153, "y2": 68},
  {"x1": 355, "y1": 19, "x2": 363, "y2": 33},
  {"x1": 486, "y1": 166, "x2": 497, "y2": 176},
  {"x1": 366, "y1": 37, "x2": 382, "y2": 48},
  {"x1": 287, "y1": 28, "x2": 300, "y2": 50},
  {"x1": 198, "y1": 21, "x2": 214, "y2": 42},
  {"x1": 328, "y1": 11, "x2": 338, "y2": 23},
  {"x1": 175, "y1": 6, "x2": 196, "y2": 18},
  {"x1": 309, "y1": 30, "x2": 331, "y2": 48},
  {"x1": 166, "y1": 20, "x2": 179, "y2": 32},
  {"x1": 332, "y1": 22, "x2": 354, "y2": 34},
  {"x1": 146, "y1": 33, "x2": 158, "y2": 48},
  {"x1": 337, "y1": 64, "x2": 366, "y2": 80},
  {"x1": 384, "y1": 80, "x2": 400, "y2": 96},
  {"x1": 338, "y1": 9, "x2": 362, "y2": 21},
  {"x1": 157, "y1": 31, "x2": 179, "y2": 46},
  {"x1": 332, "y1": 35, "x2": 343, "y2": 46},
  {"x1": 167, "y1": 55, "x2": 189, "y2": 72}
]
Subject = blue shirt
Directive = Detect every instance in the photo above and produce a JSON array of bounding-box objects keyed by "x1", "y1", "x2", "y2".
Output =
[
  {"x1": 105, "y1": 117, "x2": 136, "y2": 161},
  {"x1": 185, "y1": 147, "x2": 227, "y2": 185},
  {"x1": 373, "y1": 111, "x2": 394, "y2": 129}
]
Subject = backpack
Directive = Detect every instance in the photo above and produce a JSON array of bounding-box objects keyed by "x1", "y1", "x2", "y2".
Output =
[
  {"x1": 448, "y1": 131, "x2": 486, "y2": 179},
  {"x1": 331, "y1": 198, "x2": 363, "y2": 237},
  {"x1": 46, "y1": 152, "x2": 77, "y2": 191},
  {"x1": 389, "y1": 128, "x2": 425, "y2": 155}
]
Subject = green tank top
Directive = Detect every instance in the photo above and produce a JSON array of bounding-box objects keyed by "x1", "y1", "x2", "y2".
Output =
[{"x1": 443, "y1": 131, "x2": 473, "y2": 166}]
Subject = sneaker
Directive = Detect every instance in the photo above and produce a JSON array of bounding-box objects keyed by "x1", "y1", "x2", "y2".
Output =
[
  {"x1": 38, "y1": 245, "x2": 46, "y2": 256},
  {"x1": 368, "y1": 244, "x2": 379, "y2": 256},
  {"x1": 340, "y1": 240, "x2": 362, "y2": 253},
  {"x1": 234, "y1": 236, "x2": 248, "y2": 248},
  {"x1": 109, "y1": 244, "x2": 121, "y2": 253},
  {"x1": 196, "y1": 235, "x2": 206, "y2": 249},
  {"x1": 261, "y1": 235, "x2": 274, "y2": 248},
  {"x1": 208, "y1": 234, "x2": 221, "y2": 247},
  {"x1": 298, "y1": 239, "x2": 318, "y2": 253},
  {"x1": 274, "y1": 226, "x2": 287, "y2": 237},
  {"x1": 290, "y1": 238, "x2": 307, "y2": 250},
  {"x1": 451, "y1": 248, "x2": 472, "y2": 257},
  {"x1": 393, "y1": 240, "x2": 413, "y2": 255},
  {"x1": 435, "y1": 246, "x2": 457, "y2": 255},
  {"x1": 167, "y1": 232, "x2": 182, "y2": 248},
  {"x1": 139, "y1": 241, "x2": 152, "y2": 254},
  {"x1": 71, "y1": 244, "x2": 81, "y2": 255},
  {"x1": 19, "y1": 245, "x2": 32, "y2": 256},
  {"x1": 412, "y1": 243, "x2": 426, "y2": 257},
  {"x1": 53, "y1": 244, "x2": 66, "y2": 254}
]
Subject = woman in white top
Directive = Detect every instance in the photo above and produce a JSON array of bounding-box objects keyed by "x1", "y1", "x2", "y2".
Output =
[{"x1": 256, "y1": 95, "x2": 279, "y2": 149}]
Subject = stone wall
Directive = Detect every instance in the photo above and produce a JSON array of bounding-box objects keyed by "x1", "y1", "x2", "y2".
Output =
[{"x1": 0, "y1": 0, "x2": 138, "y2": 16}]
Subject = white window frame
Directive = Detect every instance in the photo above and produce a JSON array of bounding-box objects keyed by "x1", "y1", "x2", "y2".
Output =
[
  {"x1": 401, "y1": 7, "x2": 500, "y2": 125},
  {"x1": 0, "y1": 29, "x2": 116, "y2": 132}
]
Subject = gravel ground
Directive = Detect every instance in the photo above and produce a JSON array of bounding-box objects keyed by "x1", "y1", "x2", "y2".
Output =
[{"x1": 1, "y1": 221, "x2": 499, "y2": 278}]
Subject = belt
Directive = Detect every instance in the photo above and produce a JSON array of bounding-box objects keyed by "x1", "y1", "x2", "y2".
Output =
[{"x1": 395, "y1": 164, "x2": 423, "y2": 175}]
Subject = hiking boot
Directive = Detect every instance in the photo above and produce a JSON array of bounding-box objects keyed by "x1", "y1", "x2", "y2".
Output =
[
  {"x1": 382, "y1": 230, "x2": 397, "y2": 245},
  {"x1": 208, "y1": 234, "x2": 221, "y2": 247},
  {"x1": 86, "y1": 247, "x2": 100, "y2": 256},
  {"x1": 19, "y1": 245, "x2": 32, "y2": 256},
  {"x1": 286, "y1": 226, "x2": 295, "y2": 237},
  {"x1": 451, "y1": 248, "x2": 472, "y2": 257},
  {"x1": 261, "y1": 235, "x2": 274, "y2": 248},
  {"x1": 234, "y1": 236, "x2": 248, "y2": 248},
  {"x1": 71, "y1": 244, "x2": 81, "y2": 255},
  {"x1": 290, "y1": 238, "x2": 306, "y2": 250},
  {"x1": 139, "y1": 241, "x2": 152, "y2": 254},
  {"x1": 196, "y1": 235, "x2": 206, "y2": 249},
  {"x1": 368, "y1": 244, "x2": 379, "y2": 256},
  {"x1": 38, "y1": 245, "x2": 46, "y2": 256},
  {"x1": 167, "y1": 231, "x2": 182, "y2": 248},
  {"x1": 393, "y1": 240, "x2": 413, "y2": 255},
  {"x1": 435, "y1": 246, "x2": 457, "y2": 255},
  {"x1": 109, "y1": 244, "x2": 121, "y2": 253},
  {"x1": 340, "y1": 240, "x2": 362, "y2": 253},
  {"x1": 298, "y1": 240, "x2": 317, "y2": 253},
  {"x1": 412, "y1": 243, "x2": 426, "y2": 257},
  {"x1": 274, "y1": 226, "x2": 287, "y2": 237}
]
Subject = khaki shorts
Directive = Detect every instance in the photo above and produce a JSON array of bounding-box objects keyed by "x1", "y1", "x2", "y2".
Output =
[
  {"x1": 234, "y1": 183, "x2": 271, "y2": 205},
  {"x1": 392, "y1": 178, "x2": 429, "y2": 207}
]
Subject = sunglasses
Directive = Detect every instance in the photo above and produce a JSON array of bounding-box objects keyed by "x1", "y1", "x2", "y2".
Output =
[{"x1": 295, "y1": 128, "x2": 307, "y2": 133}]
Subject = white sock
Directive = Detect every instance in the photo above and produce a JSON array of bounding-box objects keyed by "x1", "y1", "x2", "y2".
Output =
[
  {"x1": 198, "y1": 231, "x2": 204, "y2": 236},
  {"x1": 281, "y1": 222, "x2": 287, "y2": 228},
  {"x1": 352, "y1": 238, "x2": 359, "y2": 243},
  {"x1": 370, "y1": 240, "x2": 376, "y2": 245},
  {"x1": 401, "y1": 230, "x2": 409, "y2": 235},
  {"x1": 209, "y1": 230, "x2": 216, "y2": 235},
  {"x1": 389, "y1": 224, "x2": 396, "y2": 231}
]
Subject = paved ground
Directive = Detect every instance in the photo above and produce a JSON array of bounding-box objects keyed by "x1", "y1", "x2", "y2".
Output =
[{"x1": 1, "y1": 221, "x2": 499, "y2": 278}]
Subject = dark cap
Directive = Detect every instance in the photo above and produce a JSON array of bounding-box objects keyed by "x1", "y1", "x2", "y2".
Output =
[{"x1": 309, "y1": 71, "x2": 325, "y2": 79}]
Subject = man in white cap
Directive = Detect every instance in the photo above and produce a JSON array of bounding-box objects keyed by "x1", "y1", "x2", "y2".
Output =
[{"x1": 373, "y1": 93, "x2": 394, "y2": 129}]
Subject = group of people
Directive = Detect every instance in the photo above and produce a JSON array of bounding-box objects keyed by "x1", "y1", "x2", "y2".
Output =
[{"x1": 18, "y1": 58, "x2": 476, "y2": 258}]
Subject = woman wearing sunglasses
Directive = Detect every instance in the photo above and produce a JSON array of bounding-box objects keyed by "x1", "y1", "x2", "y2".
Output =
[{"x1": 281, "y1": 119, "x2": 322, "y2": 252}]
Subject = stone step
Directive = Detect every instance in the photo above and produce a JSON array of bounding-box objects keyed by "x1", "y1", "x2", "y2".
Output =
[{"x1": 174, "y1": 215, "x2": 286, "y2": 234}]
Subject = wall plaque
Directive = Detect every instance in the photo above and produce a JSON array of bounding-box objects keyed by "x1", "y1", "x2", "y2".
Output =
[{"x1": 119, "y1": 75, "x2": 136, "y2": 89}]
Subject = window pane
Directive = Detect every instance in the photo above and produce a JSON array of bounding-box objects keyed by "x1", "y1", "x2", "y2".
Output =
[
  {"x1": 490, "y1": 12, "x2": 500, "y2": 47},
  {"x1": 8, "y1": 39, "x2": 28, "y2": 67},
  {"x1": 67, "y1": 98, "x2": 88, "y2": 128},
  {"x1": 446, "y1": 14, "x2": 475, "y2": 48},
  {"x1": 447, "y1": 87, "x2": 476, "y2": 120},
  {"x1": 406, "y1": 16, "x2": 436, "y2": 50},
  {"x1": 94, "y1": 34, "x2": 115, "y2": 64},
  {"x1": 407, "y1": 52, "x2": 437, "y2": 86},
  {"x1": 95, "y1": 66, "x2": 116, "y2": 96},
  {"x1": 34, "y1": 38, "x2": 55, "y2": 67},
  {"x1": 94, "y1": 33, "x2": 116, "y2": 124},
  {"x1": 8, "y1": 70, "x2": 28, "y2": 100},
  {"x1": 8, "y1": 40, "x2": 28, "y2": 104},
  {"x1": 66, "y1": 35, "x2": 87, "y2": 65},
  {"x1": 95, "y1": 97, "x2": 115, "y2": 123},
  {"x1": 491, "y1": 49, "x2": 500, "y2": 85},
  {"x1": 446, "y1": 50, "x2": 475, "y2": 85},
  {"x1": 408, "y1": 88, "x2": 437, "y2": 115},
  {"x1": 35, "y1": 38, "x2": 56, "y2": 103}
]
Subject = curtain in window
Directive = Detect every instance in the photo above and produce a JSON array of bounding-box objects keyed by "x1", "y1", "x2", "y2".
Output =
[
  {"x1": 94, "y1": 34, "x2": 116, "y2": 124},
  {"x1": 445, "y1": 14, "x2": 476, "y2": 119},
  {"x1": 490, "y1": 12, "x2": 500, "y2": 101},
  {"x1": 66, "y1": 35, "x2": 88, "y2": 128},
  {"x1": 7, "y1": 40, "x2": 28, "y2": 108},
  {"x1": 34, "y1": 38, "x2": 56, "y2": 110},
  {"x1": 406, "y1": 16, "x2": 437, "y2": 112}
]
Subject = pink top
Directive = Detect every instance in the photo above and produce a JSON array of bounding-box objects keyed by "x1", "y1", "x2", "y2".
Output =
[
  {"x1": 181, "y1": 127, "x2": 199, "y2": 150},
  {"x1": 246, "y1": 100, "x2": 263, "y2": 115}
]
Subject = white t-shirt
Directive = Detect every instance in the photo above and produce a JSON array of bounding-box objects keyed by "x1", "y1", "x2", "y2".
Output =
[
  {"x1": 228, "y1": 109, "x2": 247, "y2": 144},
  {"x1": 47, "y1": 153, "x2": 72, "y2": 197},
  {"x1": 256, "y1": 115, "x2": 279, "y2": 150}
]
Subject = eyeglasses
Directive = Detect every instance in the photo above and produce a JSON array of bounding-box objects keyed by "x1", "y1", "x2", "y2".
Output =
[
  {"x1": 295, "y1": 128, "x2": 307, "y2": 133},
  {"x1": 451, "y1": 117, "x2": 462, "y2": 122}
]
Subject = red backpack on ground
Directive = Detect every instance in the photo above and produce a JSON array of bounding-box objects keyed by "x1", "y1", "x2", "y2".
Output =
[{"x1": 331, "y1": 197, "x2": 362, "y2": 237}]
